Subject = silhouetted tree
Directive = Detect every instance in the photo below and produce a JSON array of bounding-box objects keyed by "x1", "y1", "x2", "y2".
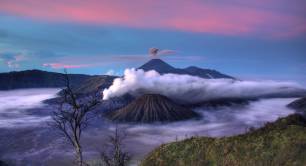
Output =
[
  {"x1": 99, "y1": 125, "x2": 131, "y2": 166},
  {"x1": 51, "y1": 69, "x2": 99, "y2": 166}
]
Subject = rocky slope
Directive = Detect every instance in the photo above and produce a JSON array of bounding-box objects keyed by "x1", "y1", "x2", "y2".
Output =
[
  {"x1": 73, "y1": 75, "x2": 117, "y2": 95},
  {"x1": 106, "y1": 94, "x2": 199, "y2": 123},
  {"x1": 141, "y1": 114, "x2": 306, "y2": 166}
]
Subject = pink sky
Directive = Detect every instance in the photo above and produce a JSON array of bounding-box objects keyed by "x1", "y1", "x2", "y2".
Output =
[
  {"x1": 42, "y1": 63, "x2": 90, "y2": 69},
  {"x1": 1, "y1": 0, "x2": 306, "y2": 38}
]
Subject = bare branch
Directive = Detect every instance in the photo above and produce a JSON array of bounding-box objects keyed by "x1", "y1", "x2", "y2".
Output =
[
  {"x1": 50, "y1": 69, "x2": 100, "y2": 166},
  {"x1": 99, "y1": 125, "x2": 131, "y2": 166}
]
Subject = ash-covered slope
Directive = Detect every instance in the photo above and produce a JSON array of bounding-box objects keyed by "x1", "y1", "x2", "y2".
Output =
[
  {"x1": 73, "y1": 75, "x2": 117, "y2": 95},
  {"x1": 106, "y1": 94, "x2": 199, "y2": 123},
  {"x1": 50, "y1": 75, "x2": 117, "y2": 103},
  {"x1": 138, "y1": 59, "x2": 234, "y2": 79}
]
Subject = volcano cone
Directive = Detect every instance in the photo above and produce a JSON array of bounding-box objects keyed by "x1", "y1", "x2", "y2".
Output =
[{"x1": 107, "y1": 94, "x2": 199, "y2": 123}]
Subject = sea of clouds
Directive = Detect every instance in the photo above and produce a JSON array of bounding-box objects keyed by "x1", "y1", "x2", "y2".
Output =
[
  {"x1": 0, "y1": 88, "x2": 299, "y2": 164},
  {"x1": 103, "y1": 68, "x2": 305, "y2": 104},
  {"x1": 0, "y1": 88, "x2": 59, "y2": 128}
]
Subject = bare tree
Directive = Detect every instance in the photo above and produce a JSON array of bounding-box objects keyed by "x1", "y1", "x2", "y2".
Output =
[
  {"x1": 99, "y1": 125, "x2": 131, "y2": 166},
  {"x1": 51, "y1": 69, "x2": 99, "y2": 166}
]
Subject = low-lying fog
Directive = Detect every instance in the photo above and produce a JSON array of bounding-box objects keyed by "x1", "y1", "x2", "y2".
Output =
[
  {"x1": 0, "y1": 88, "x2": 298, "y2": 165},
  {"x1": 0, "y1": 88, "x2": 59, "y2": 128}
]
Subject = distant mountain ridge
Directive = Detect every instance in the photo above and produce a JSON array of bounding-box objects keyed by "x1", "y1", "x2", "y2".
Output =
[
  {"x1": 0, "y1": 69, "x2": 92, "y2": 90},
  {"x1": 60, "y1": 59, "x2": 234, "y2": 95},
  {"x1": 138, "y1": 59, "x2": 234, "y2": 79},
  {"x1": 0, "y1": 59, "x2": 233, "y2": 91}
]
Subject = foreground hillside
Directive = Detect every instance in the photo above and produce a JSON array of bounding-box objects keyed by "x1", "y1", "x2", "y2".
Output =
[{"x1": 141, "y1": 114, "x2": 306, "y2": 166}]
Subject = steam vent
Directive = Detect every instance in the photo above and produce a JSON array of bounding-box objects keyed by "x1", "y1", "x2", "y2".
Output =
[{"x1": 106, "y1": 94, "x2": 199, "y2": 123}]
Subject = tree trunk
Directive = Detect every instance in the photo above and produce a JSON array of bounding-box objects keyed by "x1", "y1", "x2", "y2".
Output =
[{"x1": 75, "y1": 144, "x2": 83, "y2": 166}]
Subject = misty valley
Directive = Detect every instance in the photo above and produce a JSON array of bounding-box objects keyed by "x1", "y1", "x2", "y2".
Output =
[
  {"x1": 0, "y1": 88, "x2": 300, "y2": 165},
  {"x1": 1, "y1": 1, "x2": 306, "y2": 165},
  {"x1": 0, "y1": 59, "x2": 306, "y2": 166}
]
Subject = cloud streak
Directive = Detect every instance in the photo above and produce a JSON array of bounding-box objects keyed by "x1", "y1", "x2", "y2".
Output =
[
  {"x1": 42, "y1": 63, "x2": 90, "y2": 69},
  {"x1": 103, "y1": 68, "x2": 305, "y2": 104},
  {"x1": 0, "y1": 0, "x2": 305, "y2": 38},
  {"x1": 0, "y1": 52, "x2": 26, "y2": 69}
]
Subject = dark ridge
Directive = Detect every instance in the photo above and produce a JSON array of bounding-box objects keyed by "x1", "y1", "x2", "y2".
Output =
[
  {"x1": 0, "y1": 160, "x2": 9, "y2": 166},
  {"x1": 184, "y1": 66, "x2": 234, "y2": 79},
  {"x1": 106, "y1": 94, "x2": 199, "y2": 123},
  {"x1": 0, "y1": 69, "x2": 92, "y2": 90},
  {"x1": 186, "y1": 98, "x2": 251, "y2": 108},
  {"x1": 288, "y1": 97, "x2": 306, "y2": 112}
]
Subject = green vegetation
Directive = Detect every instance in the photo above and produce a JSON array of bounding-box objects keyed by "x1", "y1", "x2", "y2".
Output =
[{"x1": 141, "y1": 114, "x2": 306, "y2": 166}]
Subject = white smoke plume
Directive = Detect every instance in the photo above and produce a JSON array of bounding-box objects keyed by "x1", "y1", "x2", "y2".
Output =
[{"x1": 103, "y1": 68, "x2": 305, "y2": 104}]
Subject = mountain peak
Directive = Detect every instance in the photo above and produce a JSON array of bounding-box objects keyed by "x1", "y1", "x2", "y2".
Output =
[
  {"x1": 138, "y1": 58, "x2": 176, "y2": 73},
  {"x1": 146, "y1": 58, "x2": 166, "y2": 63}
]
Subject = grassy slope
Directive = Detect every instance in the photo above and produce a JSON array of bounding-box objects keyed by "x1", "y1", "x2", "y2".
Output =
[{"x1": 141, "y1": 114, "x2": 306, "y2": 166}]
